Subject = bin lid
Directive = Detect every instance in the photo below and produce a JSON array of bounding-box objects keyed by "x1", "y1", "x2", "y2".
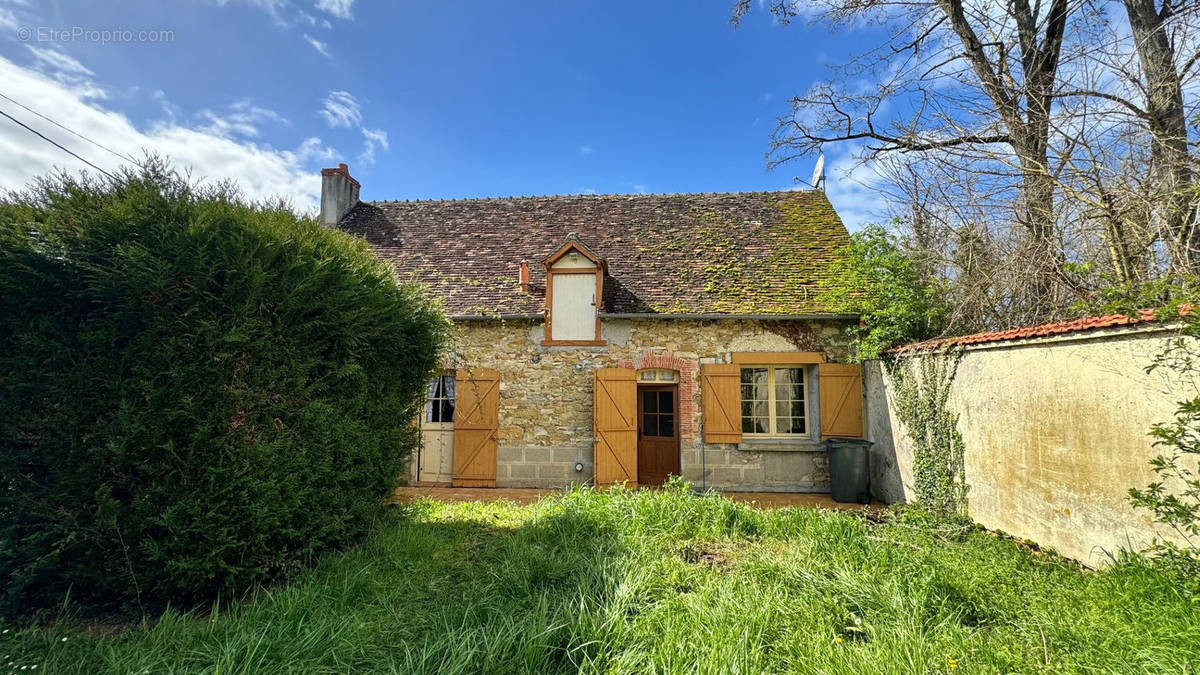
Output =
[{"x1": 824, "y1": 438, "x2": 874, "y2": 447}]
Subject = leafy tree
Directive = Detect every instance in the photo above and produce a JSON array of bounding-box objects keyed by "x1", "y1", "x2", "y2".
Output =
[
  {"x1": 0, "y1": 160, "x2": 450, "y2": 618},
  {"x1": 819, "y1": 223, "x2": 950, "y2": 360}
]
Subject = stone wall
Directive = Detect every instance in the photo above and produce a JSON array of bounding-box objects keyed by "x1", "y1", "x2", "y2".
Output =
[
  {"x1": 865, "y1": 325, "x2": 1197, "y2": 566},
  {"x1": 438, "y1": 317, "x2": 847, "y2": 491}
]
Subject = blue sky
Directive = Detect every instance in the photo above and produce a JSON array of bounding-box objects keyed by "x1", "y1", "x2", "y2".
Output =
[{"x1": 0, "y1": 1, "x2": 882, "y2": 225}]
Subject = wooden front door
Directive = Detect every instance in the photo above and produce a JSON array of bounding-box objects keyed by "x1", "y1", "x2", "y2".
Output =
[{"x1": 637, "y1": 385, "x2": 680, "y2": 486}]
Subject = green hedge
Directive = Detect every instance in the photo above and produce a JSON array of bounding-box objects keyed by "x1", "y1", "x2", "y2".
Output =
[{"x1": 0, "y1": 163, "x2": 450, "y2": 618}]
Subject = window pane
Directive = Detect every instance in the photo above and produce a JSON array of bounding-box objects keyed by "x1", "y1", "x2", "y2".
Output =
[
  {"x1": 643, "y1": 390, "x2": 658, "y2": 413},
  {"x1": 443, "y1": 376, "x2": 455, "y2": 399},
  {"x1": 440, "y1": 399, "x2": 455, "y2": 423},
  {"x1": 659, "y1": 391, "x2": 674, "y2": 414},
  {"x1": 660, "y1": 415, "x2": 674, "y2": 437},
  {"x1": 742, "y1": 416, "x2": 768, "y2": 434},
  {"x1": 774, "y1": 368, "x2": 804, "y2": 400},
  {"x1": 643, "y1": 414, "x2": 659, "y2": 437},
  {"x1": 740, "y1": 368, "x2": 770, "y2": 434},
  {"x1": 778, "y1": 417, "x2": 806, "y2": 434},
  {"x1": 425, "y1": 399, "x2": 435, "y2": 423},
  {"x1": 427, "y1": 378, "x2": 440, "y2": 399},
  {"x1": 753, "y1": 399, "x2": 769, "y2": 419}
]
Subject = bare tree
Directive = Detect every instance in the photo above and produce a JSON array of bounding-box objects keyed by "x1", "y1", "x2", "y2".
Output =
[
  {"x1": 736, "y1": 0, "x2": 1200, "y2": 326},
  {"x1": 736, "y1": 0, "x2": 1086, "y2": 318},
  {"x1": 1120, "y1": 0, "x2": 1198, "y2": 271}
]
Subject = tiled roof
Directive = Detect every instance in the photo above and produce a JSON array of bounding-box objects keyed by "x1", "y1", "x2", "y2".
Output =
[
  {"x1": 894, "y1": 309, "x2": 1163, "y2": 352},
  {"x1": 338, "y1": 190, "x2": 852, "y2": 316}
]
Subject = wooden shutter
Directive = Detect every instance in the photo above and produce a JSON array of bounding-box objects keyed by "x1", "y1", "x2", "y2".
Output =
[
  {"x1": 593, "y1": 368, "x2": 637, "y2": 486},
  {"x1": 701, "y1": 364, "x2": 742, "y2": 444},
  {"x1": 452, "y1": 367, "x2": 499, "y2": 487},
  {"x1": 818, "y1": 363, "x2": 863, "y2": 439}
]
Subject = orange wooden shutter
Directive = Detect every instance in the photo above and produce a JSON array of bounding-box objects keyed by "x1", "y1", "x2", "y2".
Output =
[
  {"x1": 452, "y1": 367, "x2": 499, "y2": 487},
  {"x1": 593, "y1": 368, "x2": 637, "y2": 486},
  {"x1": 701, "y1": 364, "x2": 742, "y2": 444},
  {"x1": 818, "y1": 363, "x2": 863, "y2": 439}
]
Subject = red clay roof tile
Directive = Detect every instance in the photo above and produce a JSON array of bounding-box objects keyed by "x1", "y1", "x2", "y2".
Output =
[{"x1": 894, "y1": 308, "x2": 1164, "y2": 352}]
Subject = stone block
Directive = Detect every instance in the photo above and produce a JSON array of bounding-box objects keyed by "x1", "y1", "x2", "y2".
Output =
[
  {"x1": 553, "y1": 447, "x2": 585, "y2": 463},
  {"x1": 537, "y1": 463, "x2": 571, "y2": 480},
  {"x1": 509, "y1": 463, "x2": 538, "y2": 479},
  {"x1": 712, "y1": 467, "x2": 743, "y2": 485},
  {"x1": 524, "y1": 447, "x2": 553, "y2": 463},
  {"x1": 497, "y1": 445, "x2": 524, "y2": 463}
]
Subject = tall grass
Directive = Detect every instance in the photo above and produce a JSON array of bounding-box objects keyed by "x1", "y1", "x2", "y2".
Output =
[{"x1": 2, "y1": 482, "x2": 1197, "y2": 673}]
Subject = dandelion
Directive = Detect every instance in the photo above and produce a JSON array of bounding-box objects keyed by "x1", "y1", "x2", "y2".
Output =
[
  {"x1": 834, "y1": 636, "x2": 844, "y2": 644},
  {"x1": 948, "y1": 658, "x2": 958, "y2": 670}
]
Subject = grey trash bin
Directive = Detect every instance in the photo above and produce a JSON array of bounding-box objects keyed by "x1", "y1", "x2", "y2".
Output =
[{"x1": 825, "y1": 438, "x2": 873, "y2": 504}]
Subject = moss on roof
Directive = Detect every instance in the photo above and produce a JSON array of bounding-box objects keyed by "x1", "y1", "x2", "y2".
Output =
[{"x1": 338, "y1": 190, "x2": 851, "y2": 316}]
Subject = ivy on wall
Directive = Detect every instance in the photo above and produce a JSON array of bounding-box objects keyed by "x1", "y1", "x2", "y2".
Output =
[{"x1": 884, "y1": 348, "x2": 968, "y2": 515}]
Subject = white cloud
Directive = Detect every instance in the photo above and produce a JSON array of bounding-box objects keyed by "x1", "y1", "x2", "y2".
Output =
[
  {"x1": 0, "y1": 55, "x2": 334, "y2": 213},
  {"x1": 196, "y1": 100, "x2": 288, "y2": 139},
  {"x1": 315, "y1": 0, "x2": 354, "y2": 19},
  {"x1": 25, "y1": 46, "x2": 94, "y2": 77},
  {"x1": 22, "y1": 46, "x2": 106, "y2": 100},
  {"x1": 0, "y1": 7, "x2": 18, "y2": 31},
  {"x1": 359, "y1": 127, "x2": 387, "y2": 164},
  {"x1": 318, "y1": 90, "x2": 360, "y2": 128},
  {"x1": 303, "y1": 33, "x2": 330, "y2": 57},
  {"x1": 761, "y1": 92, "x2": 773, "y2": 103},
  {"x1": 579, "y1": 144, "x2": 593, "y2": 155},
  {"x1": 815, "y1": 145, "x2": 890, "y2": 230},
  {"x1": 212, "y1": 0, "x2": 290, "y2": 25}
]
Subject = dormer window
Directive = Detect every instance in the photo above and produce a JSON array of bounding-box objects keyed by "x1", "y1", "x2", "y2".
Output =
[{"x1": 542, "y1": 234, "x2": 605, "y2": 346}]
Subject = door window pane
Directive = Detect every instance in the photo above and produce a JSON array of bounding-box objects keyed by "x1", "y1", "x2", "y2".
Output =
[
  {"x1": 643, "y1": 414, "x2": 659, "y2": 437},
  {"x1": 659, "y1": 415, "x2": 674, "y2": 438},
  {"x1": 658, "y1": 391, "x2": 674, "y2": 414},
  {"x1": 425, "y1": 375, "x2": 455, "y2": 423},
  {"x1": 643, "y1": 390, "x2": 658, "y2": 413}
]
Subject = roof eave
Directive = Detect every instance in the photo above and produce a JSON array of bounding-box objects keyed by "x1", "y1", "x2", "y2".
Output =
[{"x1": 447, "y1": 312, "x2": 858, "y2": 322}]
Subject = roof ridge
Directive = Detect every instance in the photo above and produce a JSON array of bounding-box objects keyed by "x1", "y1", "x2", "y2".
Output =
[{"x1": 364, "y1": 188, "x2": 821, "y2": 206}]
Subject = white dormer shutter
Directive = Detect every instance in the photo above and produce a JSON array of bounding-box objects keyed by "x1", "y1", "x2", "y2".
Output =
[{"x1": 550, "y1": 273, "x2": 596, "y2": 340}]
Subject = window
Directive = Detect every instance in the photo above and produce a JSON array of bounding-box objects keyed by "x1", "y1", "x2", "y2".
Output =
[
  {"x1": 542, "y1": 238, "x2": 605, "y2": 346},
  {"x1": 425, "y1": 374, "x2": 455, "y2": 423},
  {"x1": 638, "y1": 369, "x2": 679, "y2": 383},
  {"x1": 641, "y1": 389, "x2": 675, "y2": 438},
  {"x1": 740, "y1": 366, "x2": 807, "y2": 435}
]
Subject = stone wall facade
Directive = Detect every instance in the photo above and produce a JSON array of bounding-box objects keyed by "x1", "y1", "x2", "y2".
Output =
[{"x1": 425, "y1": 317, "x2": 848, "y2": 491}]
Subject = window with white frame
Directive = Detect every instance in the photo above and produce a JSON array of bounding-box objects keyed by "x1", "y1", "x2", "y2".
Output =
[
  {"x1": 425, "y1": 374, "x2": 455, "y2": 423},
  {"x1": 739, "y1": 366, "x2": 807, "y2": 435}
]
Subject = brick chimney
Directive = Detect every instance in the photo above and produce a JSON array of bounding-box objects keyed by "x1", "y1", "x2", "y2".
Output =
[
  {"x1": 320, "y1": 163, "x2": 360, "y2": 226},
  {"x1": 518, "y1": 260, "x2": 530, "y2": 292}
]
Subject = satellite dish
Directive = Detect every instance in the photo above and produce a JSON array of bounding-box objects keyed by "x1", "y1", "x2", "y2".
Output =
[{"x1": 810, "y1": 153, "x2": 825, "y2": 190}]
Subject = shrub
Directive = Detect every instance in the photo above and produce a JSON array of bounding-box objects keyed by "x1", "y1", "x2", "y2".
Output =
[
  {"x1": 817, "y1": 223, "x2": 949, "y2": 360},
  {"x1": 0, "y1": 161, "x2": 450, "y2": 618}
]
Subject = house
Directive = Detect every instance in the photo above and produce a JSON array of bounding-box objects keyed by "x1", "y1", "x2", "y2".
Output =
[{"x1": 320, "y1": 163, "x2": 864, "y2": 492}]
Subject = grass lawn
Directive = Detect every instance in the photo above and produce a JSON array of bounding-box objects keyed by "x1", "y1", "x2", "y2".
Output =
[{"x1": 3, "y1": 483, "x2": 1198, "y2": 673}]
